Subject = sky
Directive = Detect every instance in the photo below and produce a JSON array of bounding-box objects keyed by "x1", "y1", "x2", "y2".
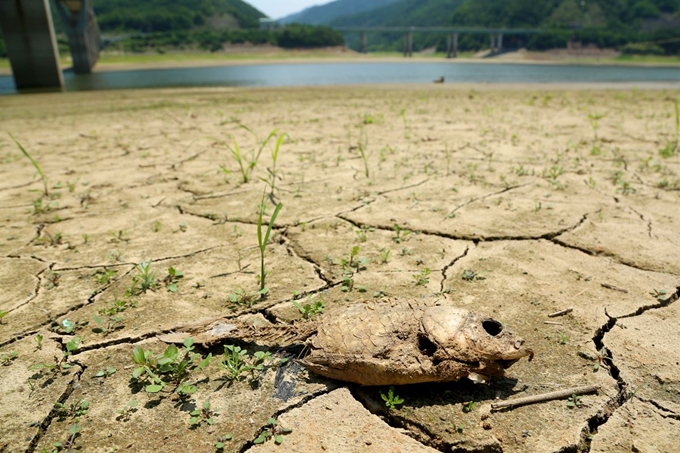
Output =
[{"x1": 248, "y1": 0, "x2": 327, "y2": 19}]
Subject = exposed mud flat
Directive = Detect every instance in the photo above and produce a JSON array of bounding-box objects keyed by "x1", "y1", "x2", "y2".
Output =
[{"x1": 0, "y1": 85, "x2": 679, "y2": 452}]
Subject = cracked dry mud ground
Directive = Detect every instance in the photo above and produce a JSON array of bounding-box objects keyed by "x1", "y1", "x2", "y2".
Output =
[{"x1": 0, "y1": 85, "x2": 679, "y2": 453}]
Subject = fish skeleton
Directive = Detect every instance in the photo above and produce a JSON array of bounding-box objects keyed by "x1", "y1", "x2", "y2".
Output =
[{"x1": 160, "y1": 298, "x2": 533, "y2": 386}]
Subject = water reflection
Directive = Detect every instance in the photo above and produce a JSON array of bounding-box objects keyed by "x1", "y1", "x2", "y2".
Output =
[{"x1": 1, "y1": 61, "x2": 680, "y2": 94}]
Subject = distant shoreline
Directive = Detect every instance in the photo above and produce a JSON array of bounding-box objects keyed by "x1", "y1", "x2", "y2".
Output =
[{"x1": 1, "y1": 49, "x2": 679, "y2": 76}]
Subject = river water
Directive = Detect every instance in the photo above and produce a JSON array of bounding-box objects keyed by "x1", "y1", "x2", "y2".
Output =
[{"x1": 1, "y1": 61, "x2": 680, "y2": 94}]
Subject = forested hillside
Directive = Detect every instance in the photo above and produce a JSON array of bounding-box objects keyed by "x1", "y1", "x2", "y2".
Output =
[
  {"x1": 92, "y1": 0, "x2": 265, "y2": 32},
  {"x1": 280, "y1": 0, "x2": 399, "y2": 25},
  {"x1": 332, "y1": 0, "x2": 680, "y2": 54}
]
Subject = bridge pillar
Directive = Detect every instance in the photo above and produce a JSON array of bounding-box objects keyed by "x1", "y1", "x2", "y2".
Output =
[
  {"x1": 446, "y1": 33, "x2": 459, "y2": 58},
  {"x1": 497, "y1": 33, "x2": 503, "y2": 53},
  {"x1": 359, "y1": 31, "x2": 367, "y2": 53},
  {"x1": 0, "y1": 0, "x2": 63, "y2": 90},
  {"x1": 402, "y1": 31, "x2": 413, "y2": 57},
  {"x1": 53, "y1": 0, "x2": 100, "y2": 73}
]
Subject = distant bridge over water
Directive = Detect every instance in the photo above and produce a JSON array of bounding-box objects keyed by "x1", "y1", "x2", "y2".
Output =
[{"x1": 333, "y1": 26, "x2": 541, "y2": 57}]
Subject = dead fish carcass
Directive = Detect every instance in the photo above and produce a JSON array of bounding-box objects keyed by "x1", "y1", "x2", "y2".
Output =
[{"x1": 162, "y1": 299, "x2": 533, "y2": 386}]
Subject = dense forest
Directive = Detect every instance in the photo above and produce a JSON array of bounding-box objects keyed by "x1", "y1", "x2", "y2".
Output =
[
  {"x1": 280, "y1": 0, "x2": 399, "y2": 25},
  {"x1": 332, "y1": 0, "x2": 680, "y2": 54}
]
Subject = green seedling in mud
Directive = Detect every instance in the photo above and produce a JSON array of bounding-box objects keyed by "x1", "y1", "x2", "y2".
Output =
[
  {"x1": 392, "y1": 224, "x2": 411, "y2": 244},
  {"x1": 292, "y1": 296, "x2": 324, "y2": 319},
  {"x1": 92, "y1": 268, "x2": 117, "y2": 285},
  {"x1": 260, "y1": 133, "x2": 288, "y2": 198},
  {"x1": 650, "y1": 288, "x2": 668, "y2": 302},
  {"x1": 217, "y1": 125, "x2": 278, "y2": 184},
  {"x1": 462, "y1": 401, "x2": 479, "y2": 413},
  {"x1": 357, "y1": 125, "x2": 371, "y2": 178},
  {"x1": 214, "y1": 434, "x2": 233, "y2": 451},
  {"x1": 189, "y1": 401, "x2": 219, "y2": 427},
  {"x1": 163, "y1": 266, "x2": 184, "y2": 293},
  {"x1": 461, "y1": 270, "x2": 486, "y2": 282},
  {"x1": 257, "y1": 194, "x2": 283, "y2": 293},
  {"x1": 51, "y1": 319, "x2": 87, "y2": 335},
  {"x1": 0, "y1": 309, "x2": 8, "y2": 324},
  {"x1": 380, "y1": 248, "x2": 391, "y2": 264},
  {"x1": 46, "y1": 423, "x2": 81, "y2": 453},
  {"x1": 94, "y1": 367, "x2": 117, "y2": 378},
  {"x1": 558, "y1": 331, "x2": 569, "y2": 345},
  {"x1": 35, "y1": 334, "x2": 44, "y2": 350},
  {"x1": 127, "y1": 260, "x2": 160, "y2": 296},
  {"x1": 54, "y1": 399, "x2": 89, "y2": 421},
  {"x1": 339, "y1": 246, "x2": 367, "y2": 292},
  {"x1": 413, "y1": 268, "x2": 431, "y2": 286},
  {"x1": 578, "y1": 348, "x2": 611, "y2": 372},
  {"x1": 217, "y1": 345, "x2": 281, "y2": 382},
  {"x1": 31, "y1": 337, "x2": 81, "y2": 375},
  {"x1": 92, "y1": 313, "x2": 124, "y2": 336},
  {"x1": 566, "y1": 394, "x2": 583, "y2": 409},
  {"x1": 253, "y1": 417, "x2": 292, "y2": 445},
  {"x1": 10, "y1": 133, "x2": 49, "y2": 197},
  {"x1": 228, "y1": 288, "x2": 268, "y2": 308},
  {"x1": 380, "y1": 386, "x2": 404, "y2": 409},
  {"x1": 116, "y1": 400, "x2": 139, "y2": 422},
  {"x1": 659, "y1": 98, "x2": 679, "y2": 158},
  {"x1": 587, "y1": 113, "x2": 605, "y2": 142},
  {"x1": 130, "y1": 337, "x2": 211, "y2": 395},
  {"x1": 1, "y1": 351, "x2": 18, "y2": 366},
  {"x1": 99, "y1": 299, "x2": 136, "y2": 317}
]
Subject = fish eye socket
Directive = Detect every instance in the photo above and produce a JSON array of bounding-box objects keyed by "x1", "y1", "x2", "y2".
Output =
[{"x1": 482, "y1": 319, "x2": 503, "y2": 337}]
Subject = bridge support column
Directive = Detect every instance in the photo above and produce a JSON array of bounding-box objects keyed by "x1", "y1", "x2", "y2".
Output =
[
  {"x1": 402, "y1": 31, "x2": 413, "y2": 57},
  {"x1": 359, "y1": 31, "x2": 367, "y2": 53},
  {"x1": 497, "y1": 33, "x2": 503, "y2": 53},
  {"x1": 0, "y1": 0, "x2": 63, "y2": 90},
  {"x1": 446, "y1": 33, "x2": 459, "y2": 58},
  {"x1": 53, "y1": 0, "x2": 100, "y2": 73}
]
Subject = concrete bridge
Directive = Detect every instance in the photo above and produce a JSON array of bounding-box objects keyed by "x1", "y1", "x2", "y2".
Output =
[
  {"x1": 334, "y1": 26, "x2": 540, "y2": 57},
  {"x1": 0, "y1": 0, "x2": 100, "y2": 90}
]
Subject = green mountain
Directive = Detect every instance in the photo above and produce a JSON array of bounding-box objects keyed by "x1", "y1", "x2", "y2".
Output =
[
  {"x1": 327, "y1": 0, "x2": 680, "y2": 54},
  {"x1": 92, "y1": 0, "x2": 266, "y2": 32},
  {"x1": 280, "y1": 0, "x2": 400, "y2": 25},
  {"x1": 331, "y1": 0, "x2": 464, "y2": 27}
]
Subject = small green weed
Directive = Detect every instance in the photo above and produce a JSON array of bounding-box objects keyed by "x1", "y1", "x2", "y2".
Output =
[
  {"x1": 587, "y1": 113, "x2": 605, "y2": 142},
  {"x1": 462, "y1": 401, "x2": 479, "y2": 413},
  {"x1": 380, "y1": 248, "x2": 391, "y2": 264},
  {"x1": 218, "y1": 345, "x2": 280, "y2": 381},
  {"x1": 0, "y1": 309, "x2": 8, "y2": 324},
  {"x1": 30, "y1": 337, "x2": 81, "y2": 376},
  {"x1": 292, "y1": 296, "x2": 324, "y2": 319},
  {"x1": 461, "y1": 270, "x2": 486, "y2": 282},
  {"x1": 392, "y1": 223, "x2": 411, "y2": 243},
  {"x1": 257, "y1": 192, "x2": 283, "y2": 293},
  {"x1": 217, "y1": 125, "x2": 278, "y2": 184},
  {"x1": 253, "y1": 417, "x2": 292, "y2": 445},
  {"x1": 189, "y1": 401, "x2": 219, "y2": 427},
  {"x1": 413, "y1": 268, "x2": 430, "y2": 286},
  {"x1": 116, "y1": 400, "x2": 139, "y2": 421},
  {"x1": 1, "y1": 351, "x2": 18, "y2": 366},
  {"x1": 214, "y1": 434, "x2": 233, "y2": 451},
  {"x1": 91, "y1": 268, "x2": 117, "y2": 285},
  {"x1": 46, "y1": 423, "x2": 81, "y2": 453},
  {"x1": 566, "y1": 394, "x2": 583, "y2": 409},
  {"x1": 127, "y1": 260, "x2": 160, "y2": 296},
  {"x1": 54, "y1": 399, "x2": 89, "y2": 421},
  {"x1": 92, "y1": 313, "x2": 124, "y2": 336},
  {"x1": 380, "y1": 386, "x2": 404, "y2": 409},
  {"x1": 130, "y1": 338, "x2": 211, "y2": 395},
  {"x1": 35, "y1": 334, "x2": 44, "y2": 350},
  {"x1": 10, "y1": 132, "x2": 49, "y2": 197},
  {"x1": 228, "y1": 288, "x2": 268, "y2": 308},
  {"x1": 163, "y1": 266, "x2": 184, "y2": 293},
  {"x1": 94, "y1": 367, "x2": 117, "y2": 378}
]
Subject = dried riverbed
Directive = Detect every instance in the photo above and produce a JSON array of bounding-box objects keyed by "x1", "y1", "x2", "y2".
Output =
[{"x1": 0, "y1": 85, "x2": 679, "y2": 452}]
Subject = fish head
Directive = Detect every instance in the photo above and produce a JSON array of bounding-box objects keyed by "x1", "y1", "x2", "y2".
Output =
[{"x1": 421, "y1": 306, "x2": 533, "y2": 374}]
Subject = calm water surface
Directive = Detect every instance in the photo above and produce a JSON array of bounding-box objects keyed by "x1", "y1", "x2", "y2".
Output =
[{"x1": 1, "y1": 61, "x2": 680, "y2": 94}]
